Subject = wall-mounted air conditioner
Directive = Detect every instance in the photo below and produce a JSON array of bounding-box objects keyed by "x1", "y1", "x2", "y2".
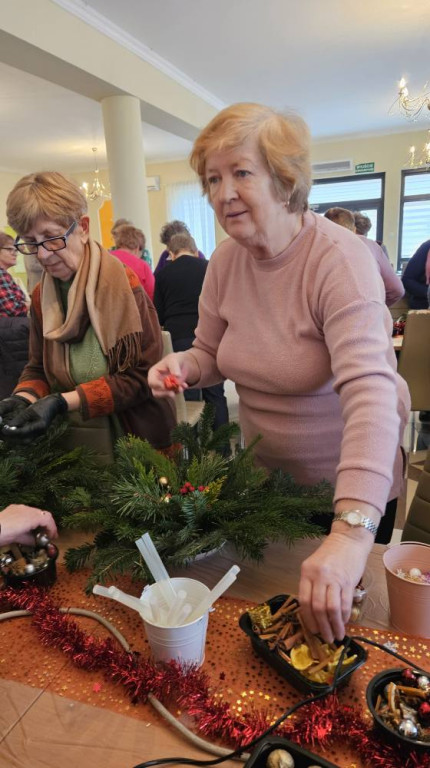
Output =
[
  {"x1": 146, "y1": 175, "x2": 160, "y2": 191},
  {"x1": 311, "y1": 159, "x2": 353, "y2": 175}
]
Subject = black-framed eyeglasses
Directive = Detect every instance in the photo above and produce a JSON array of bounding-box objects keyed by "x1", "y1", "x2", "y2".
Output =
[
  {"x1": 0, "y1": 246, "x2": 17, "y2": 253},
  {"x1": 14, "y1": 221, "x2": 77, "y2": 255}
]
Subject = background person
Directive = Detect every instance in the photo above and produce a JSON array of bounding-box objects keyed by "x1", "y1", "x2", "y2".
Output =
[
  {"x1": 154, "y1": 232, "x2": 229, "y2": 430},
  {"x1": 0, "y1": 504, "x2": 57, "y2": 546},
  {"x1": 402, "y1": 238, "x2": 430, "y2": 309},
  {"x1": 154, "y1": 220, "x2": 206, "y2": 276},
  {"x1": 0, "y1": 231, "x2": 28, "y2": 317},
  {"x1": 324, "y1": 207, "x2": 404, "y2": 306},
  {"x1": 148, "y1": 102, "x2": 410, "y2": 644},
  {"x1": 111, "y1": 224, "x2": 155, "y2": 300},
  {"x1": 0, "y1": 171, "x2": 175, "y2": 462}
]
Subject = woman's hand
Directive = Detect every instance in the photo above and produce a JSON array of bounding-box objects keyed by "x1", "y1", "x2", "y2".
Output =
[
  {"x1": 298, "y1": 529, "x2": 374, "y2": 643},
  {"x1": 148, "y1": 352, "x2": 200, "y2": 399},
  {"x1": 0, "y1": 504, "x2": 58, "y2": 546},
  {"x1": 1, "y1": 393, "x2": 68, "y2": 442},
  {"x1": 0, "y1": 394, "x2": 32, "y2": 424}
]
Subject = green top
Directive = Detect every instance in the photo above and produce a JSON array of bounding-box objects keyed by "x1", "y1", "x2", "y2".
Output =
[{"x1": 57, "y1": 279, "x2": 108, "y2": 384}]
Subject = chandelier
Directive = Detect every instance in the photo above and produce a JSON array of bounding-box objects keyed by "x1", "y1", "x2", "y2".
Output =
[
  {"x1": 406, "y1": 130, "x2": 430, "y2": 169},
  {"x1": 390, "y1": 78, "x2": 430, "y2": 169},
  {"x1": 391, "y1": 78, "x2": 430, "y2": 121},
  {"x1": 80, "y1": 148, "x2": 110, "y2": 201}
]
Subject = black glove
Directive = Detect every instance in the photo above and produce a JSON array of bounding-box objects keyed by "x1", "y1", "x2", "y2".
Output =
[
  {"x1": 0, "y1": 394, "x2": 31, "y2": 425},
  {"x1": 1, "y1": 393, "x2": 68, "y2": 442}
]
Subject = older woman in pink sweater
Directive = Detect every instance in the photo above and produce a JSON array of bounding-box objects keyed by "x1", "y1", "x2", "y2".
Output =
[{"x1": 148, "y1": 103, "x2": 410, "y2": 644}]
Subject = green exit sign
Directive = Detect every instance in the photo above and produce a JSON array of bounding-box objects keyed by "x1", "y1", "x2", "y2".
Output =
[{"x1": 355, "y1": 162, "x2": 375, "y2": 174}]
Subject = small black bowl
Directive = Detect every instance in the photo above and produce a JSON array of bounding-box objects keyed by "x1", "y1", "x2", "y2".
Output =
[
  {"x1": 244, "y1": 735, "x2": 340, "y2": 768},
  {"x1": 366, "y1": 668, "x2": 430, "y2": 749},
  {"x1": 239, "y1": 594, "x2": 367, "y2": 695},
  {"x1": 2, "y1": 543, "x2": 59, "y2": 589}
]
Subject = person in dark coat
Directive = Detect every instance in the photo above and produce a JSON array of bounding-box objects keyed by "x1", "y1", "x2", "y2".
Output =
[
  {"x1": 402, "y1": 239, "x2": 430, "y2": 309},
  {"x1": 154, "y1": 232, "x2": 229, "y2": 430},
  {"x1": 0, "y1": 316, "x2": 29, "y2": 399}
]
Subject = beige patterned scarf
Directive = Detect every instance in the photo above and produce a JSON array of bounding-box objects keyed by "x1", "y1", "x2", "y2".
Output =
[{"x1": 40, "y1": 238, "x2": 144, "y2": 390}]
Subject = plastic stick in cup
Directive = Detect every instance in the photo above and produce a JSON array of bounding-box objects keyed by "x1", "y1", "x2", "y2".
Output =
[
  {"x1": 93, "y1": 584, "x2": 146, "y2": 615},
  {"x1": 135, "y1": 533, "x2": 177, "y2": 606},
  {"x1": 187, "y1": 565, "x2": 240, "y2": 623},
  {"x1": 165, "y1": 589, "x2": 187, "y2": 625},
  {"x1": 175, "y1": 602, "x2": 193, "y2": 626}
]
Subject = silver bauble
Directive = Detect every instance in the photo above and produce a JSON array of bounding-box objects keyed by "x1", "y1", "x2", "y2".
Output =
[
  {"x1": 417, "y1": 675, "x2": 430, "y2": 691},
  {"x1": 398, "y1": 719, "x2": 418, "y2": 739}
]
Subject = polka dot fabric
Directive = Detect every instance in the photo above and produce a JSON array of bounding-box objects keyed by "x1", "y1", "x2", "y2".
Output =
[{"x1": 1, "y1": 565, "x2": 429, "y2": 768}]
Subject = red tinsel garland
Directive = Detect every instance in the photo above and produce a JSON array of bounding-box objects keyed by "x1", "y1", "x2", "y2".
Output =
[{"x1": 2, "y1": 585, "x2": 430, "y2": 768}]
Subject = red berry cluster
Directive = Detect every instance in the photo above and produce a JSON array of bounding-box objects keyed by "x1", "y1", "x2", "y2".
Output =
[
  {"x1": 179, "y1": 482, "x2": 208, "y2": 495},
  {"x1": 164, "y1": 374, "x2": 180, "y2": 392}
]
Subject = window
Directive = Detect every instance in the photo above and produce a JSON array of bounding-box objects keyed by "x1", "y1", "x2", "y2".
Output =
[
  {"x1": 398, "y1": 169, "x2": 430, "y2": 271},
  {"x1": 309, "y1": 173, "x2": 385, "y2": 242},
  {"x1": 166, "y1": 181, "x2": 216, "y2": 256}
]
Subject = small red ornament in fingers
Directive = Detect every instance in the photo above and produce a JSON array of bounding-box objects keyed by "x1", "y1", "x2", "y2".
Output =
[{"x1": 164, "y1": 374, "x2": 180, "y2": 393}]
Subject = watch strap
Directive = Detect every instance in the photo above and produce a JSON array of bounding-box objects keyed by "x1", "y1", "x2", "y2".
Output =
[{"x1": 333, "y1": 510, "x2": 378, "y2": 537}]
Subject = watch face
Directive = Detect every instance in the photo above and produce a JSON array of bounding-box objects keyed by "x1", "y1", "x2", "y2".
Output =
[{"x1": 346, "y1": 511, "x2": 361, "y2": 525}]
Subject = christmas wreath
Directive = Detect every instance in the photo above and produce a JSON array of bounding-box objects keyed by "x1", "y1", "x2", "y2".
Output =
[{"x1": 64, "y1": 405, "x2": 332, "y2": 590}]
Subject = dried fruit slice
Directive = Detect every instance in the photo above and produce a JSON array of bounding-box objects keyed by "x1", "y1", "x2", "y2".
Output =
[{"x1": 290, "y1": 643, "x2": 314, "y2": 670}]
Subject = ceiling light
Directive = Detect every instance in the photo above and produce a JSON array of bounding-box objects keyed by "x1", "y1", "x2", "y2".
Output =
[
  {"x1": 391, "y1": 77, "x2": 430, "y2": 121},
  {"x1": 80, "y1": 148, "x2": 110, "y2": 201}
]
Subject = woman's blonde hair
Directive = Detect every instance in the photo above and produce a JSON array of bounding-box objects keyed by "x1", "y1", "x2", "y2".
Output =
[
  {"x1": 6, "y1": 171, "x2": 88, "y2": 235},
  {"x1": 190, "y1": 103, "x2": 312, "y2": 213}
]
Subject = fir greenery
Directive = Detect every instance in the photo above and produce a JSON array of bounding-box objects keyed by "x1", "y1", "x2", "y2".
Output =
[
  {"x1": 64, "y1": 405, "x2": 333, "y2": 591},
  {"x1": 0, "y1": 420, "x2": 108, "y2": 521}
]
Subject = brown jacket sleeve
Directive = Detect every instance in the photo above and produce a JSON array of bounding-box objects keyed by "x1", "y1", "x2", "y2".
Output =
[{"x1": 77, "y1": 272, "x2": 164, "y2": 420}]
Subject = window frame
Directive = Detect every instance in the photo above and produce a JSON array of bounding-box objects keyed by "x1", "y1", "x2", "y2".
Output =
[
  {"x1": 309, "y1": 172, "x2": 385, "y2": 243},
  {"x1": 398, "y1": 168, "x2": 430, "y2": 271}
]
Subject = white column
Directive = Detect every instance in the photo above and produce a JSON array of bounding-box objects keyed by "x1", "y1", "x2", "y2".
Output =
[{"x1": 102, "y1": 95, "x2": 153, "y2": 258}]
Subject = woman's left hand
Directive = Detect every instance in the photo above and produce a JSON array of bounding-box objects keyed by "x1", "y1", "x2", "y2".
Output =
[{"x1": 298, "y1": 530, "x2": 374, "y2": 643}]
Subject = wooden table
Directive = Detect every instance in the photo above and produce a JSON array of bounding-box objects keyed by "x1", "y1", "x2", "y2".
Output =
[{"x1": 0, "y1": 535, "x2": 391, "y2": 768}]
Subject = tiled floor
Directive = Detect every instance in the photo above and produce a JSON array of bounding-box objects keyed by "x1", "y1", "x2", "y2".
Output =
[{"x1": 224, "y1": 380, "x2": 426, "y2": 545}]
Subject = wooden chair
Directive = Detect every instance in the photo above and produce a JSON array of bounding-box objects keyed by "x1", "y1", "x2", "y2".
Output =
[
  {"x1": 402, "y1": 449, "x2": 430, "y2": 544},
  {"x1": 161, "y1": 331, "x2": 204, "y2": 427},
  {"x1": 397, "y1": 310, "x2": 430, "y2": 451}
]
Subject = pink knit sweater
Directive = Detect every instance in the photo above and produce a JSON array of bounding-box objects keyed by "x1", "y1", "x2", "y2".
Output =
[
  {"x1": 191, "y1": 211, "x2": 410, "y2": 513},
  {"x1": 358, "y1": 235, "x2": 404, "y2": 307}
]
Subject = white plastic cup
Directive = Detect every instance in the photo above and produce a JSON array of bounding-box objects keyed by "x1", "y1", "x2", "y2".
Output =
[{"x1": 141, "y1": 577, "x2": 210, "y2": 666}]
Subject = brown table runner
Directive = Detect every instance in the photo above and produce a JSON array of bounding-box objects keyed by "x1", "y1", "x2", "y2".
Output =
[{"x1": 1, "y1": 564, "x2": 429, "y2": 768}]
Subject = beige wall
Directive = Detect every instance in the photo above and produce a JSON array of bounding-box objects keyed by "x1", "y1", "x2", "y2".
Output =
[
  {"x1": 148, "y1": 129, "x2": 428, "y2": 267},
  {"x1": 311, "y1": 129, "x2": 426, "y2": 266},
  {"x1": 2, "y1": 128, "x2": 426, "y2": 274}
]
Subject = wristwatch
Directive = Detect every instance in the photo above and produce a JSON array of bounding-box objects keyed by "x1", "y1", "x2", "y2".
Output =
[{"x1": 332, "y1": 509, "x2": 378, "y2": 537}]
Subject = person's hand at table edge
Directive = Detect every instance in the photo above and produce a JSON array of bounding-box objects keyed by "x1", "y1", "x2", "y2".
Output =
[
  {"x1": 0, "y1": 504, "x2": 57, "y2": 546},
  {"x1": 298, "y1": 504, "x2": 380, "y2": 643}
]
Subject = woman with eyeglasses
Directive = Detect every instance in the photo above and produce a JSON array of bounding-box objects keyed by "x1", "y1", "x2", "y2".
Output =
[
  {"x1": 0, "y1": 232, "x2": 28, "y2": 317},
  {"x1": 0, "y1": 171, "x2": 176, "y2": 462}
]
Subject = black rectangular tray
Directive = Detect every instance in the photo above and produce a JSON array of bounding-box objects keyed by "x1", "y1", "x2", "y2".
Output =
[
  {"x1": 239, "y1": 593, "x2": 367, "y2": 695},
  {"x1": 245, "y1": 736, "x2": 340, "y2": 768}
]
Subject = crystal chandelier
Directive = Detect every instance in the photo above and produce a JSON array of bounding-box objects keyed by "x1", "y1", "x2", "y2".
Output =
[
  {"x1": 391, "y1": 78, "x2": 430, "y2": 121},
  {"x1": 390, "y1": 78, "x2": 430, "y2": 169},
  {"x1": 80, "y1": 148, "x2": 110, "y2": 201},
  {"x1": 406, "y1": 130, "x2": 430, "y2": 169}
]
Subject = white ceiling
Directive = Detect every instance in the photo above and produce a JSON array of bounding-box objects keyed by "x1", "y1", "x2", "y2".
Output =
[{"x1": 1, "y1": 0, "x2": 430, "y2": 173}]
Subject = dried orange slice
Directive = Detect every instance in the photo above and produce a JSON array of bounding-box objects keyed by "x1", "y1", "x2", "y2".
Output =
[{"x1": 290, "y1": 644, "x2": 314, "y2": 670}]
